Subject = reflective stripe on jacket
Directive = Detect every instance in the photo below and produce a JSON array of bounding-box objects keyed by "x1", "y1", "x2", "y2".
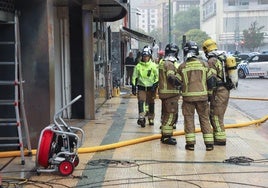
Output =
[
  {"x1": 177, "y1": 58, "x2": 211, "y2": 102},
  {"x1": 207, "y1": 56, "x2": 224, "y2": 82},
  {"x1": 158, "y1": 59, "x2": 180, "y2": 99}
]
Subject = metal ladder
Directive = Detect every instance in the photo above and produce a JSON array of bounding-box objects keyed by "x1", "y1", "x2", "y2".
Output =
[{"x1": 0, "y1": 11, "x2": 32, "y2": 165}]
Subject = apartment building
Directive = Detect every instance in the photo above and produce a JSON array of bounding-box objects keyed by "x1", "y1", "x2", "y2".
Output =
[
  {"x1": 137, "y1": 2, "x2": 159, "y2": 33},
  {"x1": 200, "y1": 0, "x2": 268, "y2": 52},
  {"x1": 135, "y1": 0, "x2": 200, "y2": 48}
]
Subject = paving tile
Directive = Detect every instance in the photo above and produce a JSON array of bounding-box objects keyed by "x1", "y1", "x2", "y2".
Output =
[{"x1": 1, "y1": 94, "x2": 268, "y2": 188}]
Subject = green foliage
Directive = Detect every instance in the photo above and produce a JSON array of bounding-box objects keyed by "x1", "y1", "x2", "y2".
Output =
[
  {"x1": 182, "y1": 29, "x2": 209, "y2": 48},
  {"x1": 242, "y1": 21, "x2": 265, "y2": 52},
  {"x1": 173, "y1": 7, "x2": 200, "y2": 34},
  {"x1": 173, "y1": 7, "x2": 204, "y2": 46},
  {"x1": 173, "y1": 6, "x2": 200, "y2": 41}
]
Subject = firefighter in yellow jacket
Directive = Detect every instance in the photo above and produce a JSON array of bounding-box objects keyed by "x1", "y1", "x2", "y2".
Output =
[
  {"x1": 132, "y1": 46, "x2": 159, "y2": 127},
  {"x1": 177, "y1": 41, "x2": 216, "y2": 151},
  {"x1": 202, "y1": 38, "x2": 230, "y2": 146},
  {"x1": 158, "y1": 43, "x2": 181, "y2": 145}
]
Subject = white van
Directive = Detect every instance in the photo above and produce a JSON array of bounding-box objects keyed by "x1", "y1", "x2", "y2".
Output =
[{"x1": 237, "y1": 54, "x2": 268, "y2": 78}]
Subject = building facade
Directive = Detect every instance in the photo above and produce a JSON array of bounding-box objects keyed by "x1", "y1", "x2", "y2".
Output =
[
  {"x1": 0, "y1": 0, "x2": 127, "y2": 148},
  {"x1": 200, "y1": 0, "x2": 268, "y2": 52},
  {"x1": 135, "y1": 0, "x2": 200, "y2": 49}
]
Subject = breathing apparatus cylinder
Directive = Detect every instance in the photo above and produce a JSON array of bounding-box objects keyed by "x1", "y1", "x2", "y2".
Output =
[{"x1": 226, "y1": 56, "x2": 238, "y2": 88}]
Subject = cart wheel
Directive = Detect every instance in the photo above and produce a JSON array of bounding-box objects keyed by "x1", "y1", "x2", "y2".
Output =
[
  {"x1": 73, "y1": 156, "x2": 79, "y2": 167},
  {"x1": 37, "y1": 129, "x2": 54, "y2": 168},
  {"x1": 58, "y1": 160, "x2": 74, "y2": 176}
]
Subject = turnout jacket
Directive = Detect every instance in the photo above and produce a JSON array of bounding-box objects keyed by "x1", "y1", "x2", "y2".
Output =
[
  {"x1": 177, "y1": 57, "x2": 214, "y2": 102},
  {"x1": 207, "y1": 56, "x2": 224, "y2": 83},
  {"x1": 158, "y1": 58, "x2": 180, "y2": 99}
]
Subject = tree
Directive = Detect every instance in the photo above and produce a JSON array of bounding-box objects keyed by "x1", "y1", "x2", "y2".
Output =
[
  {"x1": 173, "y1": 7, "x2": 200, "y2": 44},
  {"x1": 182, "y1": 29, "x2": 210, "y2": 48},
  {"x1": 243, "y1": 21, "x2": 265, "y2": 52}
]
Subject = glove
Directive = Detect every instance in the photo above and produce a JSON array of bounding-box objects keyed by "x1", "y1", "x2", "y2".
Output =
[{"x1": 132, "y1": 85, "x2": 137, "y2": 95}]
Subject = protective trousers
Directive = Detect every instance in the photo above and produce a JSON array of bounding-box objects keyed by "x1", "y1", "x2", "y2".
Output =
[
  {"x1": 210, "y1": 86, "x2": 230, "y2": 142},
  {"x1": 137, "y1": 90, "x2": 156, "y2": 120},
  {"x1": 161, "y1": 96, "x2": 180, "y2": 136},
  {"x1": 161, "y1": 102, "x2": 178, "y2": 125},
  {"x1": 182, "y1": 100, "x2": 214, "y2": 145}
]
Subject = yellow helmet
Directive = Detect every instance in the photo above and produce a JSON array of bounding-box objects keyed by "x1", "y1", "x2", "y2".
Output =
[{"x1": 202, "y1": 39, "x2": 218, "y2": 53}]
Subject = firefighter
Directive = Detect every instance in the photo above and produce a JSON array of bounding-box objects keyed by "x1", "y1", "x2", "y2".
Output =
[
  {"x1": 132, "y1": 46, "x2": 159, "y2": 127},
  {"x1": 158, "y1": 43, "x2": 181, "y2": 145},
  {"x1": 156, "y1": 50, "x2": 165, "y2": 64},
  {"x1": 202, "y1": 38, "x2": 229, "y2": 146},
  {"x1": 177, "y1": 41, "x2": 216, "y2": 151}
]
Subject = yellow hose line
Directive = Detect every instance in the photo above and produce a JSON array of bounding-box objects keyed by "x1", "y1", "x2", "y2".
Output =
[
  {"x1": 0, "y1": 176, "x2": 28, "y2": 185},
  {"x1": 0, "y1": 150, "x2": 36, "y2": 158},
  {"x1": 0, "y1": 114, "x2": 267, "y2": 158},
  {"x1": 230, "y1": 96, "x2": 268, "y2": 101},
  {"x1": 128, "y1": 95, "x2": 268, "y2": 101}
]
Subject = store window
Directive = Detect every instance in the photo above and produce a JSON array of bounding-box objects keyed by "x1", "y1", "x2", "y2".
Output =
[{"x1": 93, "y1": 22, "x2": 108, "y2": 108}]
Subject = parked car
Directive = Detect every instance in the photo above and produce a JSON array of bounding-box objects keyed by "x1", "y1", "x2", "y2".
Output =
[
  {"x1": 237, "y1": 54, "x2": 268, "y2": 78},
  {"x1": 237, "y1": 53, "x2": 251, "y2": 61}
]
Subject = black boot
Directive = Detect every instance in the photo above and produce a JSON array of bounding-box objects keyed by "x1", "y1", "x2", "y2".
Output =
[
  {"x1": 137, "y1": 118, "x2": 146, "y2": 127},
  {"x1": 214, "y1": 141, "x2": 226, "y2": 146},
  {"x1": 148, "y1": 119, "x2": 154, "y2": 126},
  {"x1": 185, "y1": 144, "x2": 195, "y2": 151},
  {"x1": 206, "y1": 144, "x2": 214, "y2": 151},
  {"x1": 161, "y1": 136, "x2": 177, "y2": 145}
]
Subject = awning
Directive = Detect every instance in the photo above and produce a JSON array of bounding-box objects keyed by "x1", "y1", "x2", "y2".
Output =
[
  {"x1": 82, "y1": 0, "x2": 128, "y2": 22},
  {"x1": 55, "y1": 0, "x2": 127, "y2": 22},
  {"x1": 121, "y1": 26, "x2": 154, "y2": 43}
]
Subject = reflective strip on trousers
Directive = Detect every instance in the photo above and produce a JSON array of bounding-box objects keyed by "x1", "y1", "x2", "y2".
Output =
[
  {"x1": 214, "y1": 131, "x2": 226, "y2": 140},
  {"x1": 203, "y1": 133, "x2": 214, "y2": 142},
  {"x1": 185, "y1": 133, "x2": 195, "y2": 142},
  {"x1": 212, "y1": 115, "x2": 226, "y2": 140},
  {"x1": 162, "y1": 113, "x2": 174, "y2": 136}
]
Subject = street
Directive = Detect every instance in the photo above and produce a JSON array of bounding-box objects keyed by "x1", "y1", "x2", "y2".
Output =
[{"x1": 230, "y1": 77, "x2": 268, "y2": 119}]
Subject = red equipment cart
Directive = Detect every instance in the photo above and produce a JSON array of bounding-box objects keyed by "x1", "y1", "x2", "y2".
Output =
[{"x1": 35, "y1": 95, "x2": 85, "y2": 176}]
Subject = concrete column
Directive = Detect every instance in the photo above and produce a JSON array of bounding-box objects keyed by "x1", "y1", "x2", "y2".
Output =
[{"x1": 82, "y1": 10, "x2": 95, "y2": 119}]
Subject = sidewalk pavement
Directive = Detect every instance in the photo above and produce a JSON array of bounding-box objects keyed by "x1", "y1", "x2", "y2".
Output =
[{"x1": 1, "y1": 90, "x2": 268, "y2": 188}]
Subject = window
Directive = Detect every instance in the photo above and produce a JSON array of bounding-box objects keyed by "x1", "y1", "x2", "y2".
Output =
[
  {"x1": 178, "y1": 4, "x2": 190, "y2": 11},
  {"x1": 240, "y1": 0, "x2": 249, "y2": 6},
  {"x1": 251, "y1": 56, "x2": 259, "y2": 62},
  {"x1": 228, "y1": 0, "x2": 235, "y2": 6},
  {"x1": 258, "y1": 0, "x2": 268, "y2": 4},
  {"x1": 228, "y1": 0, "x2": 249, "y2": 6},
  {"x1": 203, "y1": 0, "x2": 216, "y2": 20},
  {"x1": 259, "y1": 55, "x2": 268, "y2": 61}
]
